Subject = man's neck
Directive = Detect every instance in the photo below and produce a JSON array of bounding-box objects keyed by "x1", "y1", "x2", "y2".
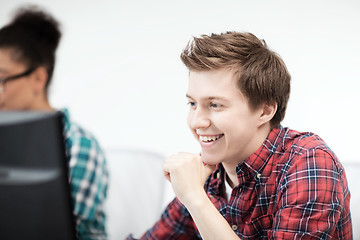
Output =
[
  {"x1": 222, "y1": 163, "x2": 239, "y2": 188},
  {"x1": 222, "y1": 123, "x2": 272, "y2": 188}
]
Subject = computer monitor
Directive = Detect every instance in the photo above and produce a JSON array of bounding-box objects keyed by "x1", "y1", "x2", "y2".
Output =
[{"x1": 0, "y1": 111, "x2": 76, "y2": 240}]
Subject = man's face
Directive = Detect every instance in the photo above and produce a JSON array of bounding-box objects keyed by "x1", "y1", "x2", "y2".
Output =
[
  {"x1": 186, "y1": 69, "x2": 264, "y2": 167},
  {"x1": 0, "y1": 48, "x2": 36, "y2": 110}
]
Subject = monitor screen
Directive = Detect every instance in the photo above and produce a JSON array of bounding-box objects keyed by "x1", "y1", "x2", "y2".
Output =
[{"x1": 0, "y1": 111, "x2": 76, "y2": 240}]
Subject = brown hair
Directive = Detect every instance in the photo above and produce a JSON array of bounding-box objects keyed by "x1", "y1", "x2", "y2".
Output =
[{"x1": 180, "y1": 31, "x2": 291, "y2": 128}]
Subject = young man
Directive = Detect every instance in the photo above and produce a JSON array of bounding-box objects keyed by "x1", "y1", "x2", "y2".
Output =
[{"x1": 127, "y1": 32, "x2": 352, "y2": 239}]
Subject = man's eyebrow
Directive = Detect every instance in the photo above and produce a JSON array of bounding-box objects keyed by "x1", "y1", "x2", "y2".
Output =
[
  {"x1": 186, "y1": 94, "x2": 229, "y2": 101},
  {"x1": 207, "y1": 96, "x2": 229, "y2": 101},
  {"x1": 186, "y1": 94, "x2": 193, "y2": 99}
]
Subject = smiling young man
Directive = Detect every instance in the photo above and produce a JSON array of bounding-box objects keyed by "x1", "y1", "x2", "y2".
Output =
[{"x1": 127, "y1": 32, "x2": 352, "y2": 239}]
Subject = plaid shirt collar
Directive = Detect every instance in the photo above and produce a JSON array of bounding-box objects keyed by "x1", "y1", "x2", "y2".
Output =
[
  {"x1": 241, "y1": 125, "x2": 286, "y2": 176},
  {"x1": 208, "y1": 125, "x2": 286, "y2": 195}
]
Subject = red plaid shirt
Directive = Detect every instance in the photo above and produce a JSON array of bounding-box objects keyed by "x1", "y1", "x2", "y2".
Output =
[{"x1": 127, "y1": 126, "x2": 352, "y2": 239}]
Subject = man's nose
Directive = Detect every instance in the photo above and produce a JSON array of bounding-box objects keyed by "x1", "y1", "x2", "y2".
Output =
[{"x1": 189, "y1": 107, "x2": 211, "y2": 130}]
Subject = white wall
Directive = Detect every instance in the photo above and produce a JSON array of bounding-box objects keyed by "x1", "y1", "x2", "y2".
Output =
[{"x1": 1, "y1": 0, "x2": 359, "y2": 162}]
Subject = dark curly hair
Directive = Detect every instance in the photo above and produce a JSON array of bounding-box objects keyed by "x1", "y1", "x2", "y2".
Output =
[{"x1": 0, "y1": 5, "x2": 61, "y2": 90}]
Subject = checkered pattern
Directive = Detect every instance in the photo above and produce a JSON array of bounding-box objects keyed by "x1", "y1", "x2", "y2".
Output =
[
  {"x1": 127, "y1": 126, "x2": 352, "y2": 239},
  {"x1": 62, "y1": 109, "x2": 109, "y2": 240}
]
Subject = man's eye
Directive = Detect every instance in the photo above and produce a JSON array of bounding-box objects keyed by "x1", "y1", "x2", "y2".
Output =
[
  {"x1": 210, "y1": 103, "x2": 220, "y2": 108},
  {"x1": 187, "y1": 101, "x2": 196, "y2": 107}
]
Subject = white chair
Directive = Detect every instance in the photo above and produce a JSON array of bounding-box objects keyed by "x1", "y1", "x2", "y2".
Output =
[
  {"x1": 342, "y1": 162, "x2": 360, "y2": 239},
  {"x1": 104, "y1": 148, "x2": 167, "y2": 240}
]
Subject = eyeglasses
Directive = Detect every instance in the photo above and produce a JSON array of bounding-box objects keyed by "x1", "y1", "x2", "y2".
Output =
[{"x1": 0, "y1": 67, "x2": 36, "y2": 94}]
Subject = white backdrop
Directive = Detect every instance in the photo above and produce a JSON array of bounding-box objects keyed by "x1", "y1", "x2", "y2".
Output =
[{"x1": 1, "y1": 0, "x2": 360, "y2": 163}]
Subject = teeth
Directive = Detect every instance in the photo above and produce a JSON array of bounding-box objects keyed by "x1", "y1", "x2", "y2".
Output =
[{"x1": 199, "y1": 135, "x2": 222, "y2": 142}]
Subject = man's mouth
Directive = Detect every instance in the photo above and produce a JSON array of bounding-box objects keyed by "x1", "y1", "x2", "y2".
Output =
[{"x1": 199, "y1": 134, "x2": 224, "y2": 143}]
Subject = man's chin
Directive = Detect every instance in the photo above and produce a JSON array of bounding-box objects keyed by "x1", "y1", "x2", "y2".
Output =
[{"x1": 200, "y1": 153, "x2": 220, "y2": 166}]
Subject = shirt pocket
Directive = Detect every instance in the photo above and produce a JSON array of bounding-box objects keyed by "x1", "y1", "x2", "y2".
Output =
[{"x1": 242, "y1": 214, "x2": 273, "y2": 239}]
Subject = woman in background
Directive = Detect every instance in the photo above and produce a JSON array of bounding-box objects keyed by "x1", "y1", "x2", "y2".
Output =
[{"x1": 0, "y1": 5, "x2": 108, "y2": 240}]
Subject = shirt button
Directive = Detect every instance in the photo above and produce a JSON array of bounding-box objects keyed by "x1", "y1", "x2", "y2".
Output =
[
  {"x1": 256, "y1": 173, "x2": 261, "y2": 179},
  {"x1": 232, "y1": 224, "x2": 238, "y2": 231}
]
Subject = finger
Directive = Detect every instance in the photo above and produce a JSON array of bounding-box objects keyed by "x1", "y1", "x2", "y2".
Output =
[
  {"x1": 164, "y1": 172, "x2": 171, "y2": 182},
  {"x1": 162, "y1": 157, "x2": 175, "y2": 182},
  {"x1": 162, "y1": 164, "x2": 171, "y2": 182}
]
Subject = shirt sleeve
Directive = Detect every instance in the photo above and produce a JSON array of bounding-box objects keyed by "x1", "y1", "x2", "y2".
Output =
[
  {"x1": 126, "y1": 197, "x2": 198, "y2": 240},
  {"x1": 68, "y1": 134, "x2": 108, "y2": 240},
  {"x1": 269, "y1": 147, "x2": 352, "y2": 239}
]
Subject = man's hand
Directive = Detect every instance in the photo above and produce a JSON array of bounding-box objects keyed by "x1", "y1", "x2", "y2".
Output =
[{"x1": 162, "y1": 152, "x2": 216, "y2": 206}]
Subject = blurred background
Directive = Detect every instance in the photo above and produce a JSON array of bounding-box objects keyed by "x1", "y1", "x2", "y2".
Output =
[
  {"x1": 1, "y1": 0, "x2": 360, "y2": 237},
  {"x1": 1, "y1": 0, "x2": 359, "y2": 163}
]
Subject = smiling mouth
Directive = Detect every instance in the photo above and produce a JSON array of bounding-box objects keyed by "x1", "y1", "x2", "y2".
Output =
[{"x1": 199, "y1": 134, "x2": 224, "y2": 143}]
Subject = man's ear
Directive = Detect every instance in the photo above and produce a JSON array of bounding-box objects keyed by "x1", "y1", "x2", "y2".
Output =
[
  {"x1": 31, "y1": 67, "x2": 48, "y2": 93},
  {"x1": 258, "y1": 102, "x2": 277, "y2": 127}
]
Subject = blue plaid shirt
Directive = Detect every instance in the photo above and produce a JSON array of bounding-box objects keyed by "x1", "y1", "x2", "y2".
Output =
[{"x1": 62, "y1": 109, "x2": 109, "y2": 240}]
